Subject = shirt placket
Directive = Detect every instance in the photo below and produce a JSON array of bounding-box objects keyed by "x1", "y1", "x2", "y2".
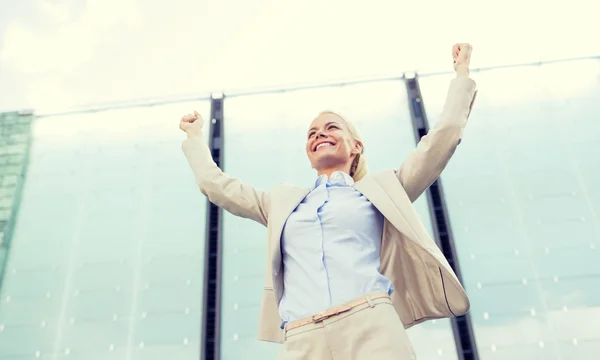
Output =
[{"x1": 315, "y1": 183, "x2": 332, "y2": 307}]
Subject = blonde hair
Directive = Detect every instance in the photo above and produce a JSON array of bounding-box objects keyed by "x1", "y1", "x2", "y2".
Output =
[{"x1": 318, "y1": 111, "x2": 368, "y2": 182}]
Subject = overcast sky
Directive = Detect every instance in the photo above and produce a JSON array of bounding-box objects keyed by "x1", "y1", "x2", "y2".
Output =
[{"x1": 0, "y1": 0, "x2": 598, "y2": 113}]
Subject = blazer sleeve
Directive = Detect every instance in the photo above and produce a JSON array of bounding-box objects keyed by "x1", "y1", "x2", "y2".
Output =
[
  {"x1": 182, "y1": 136, "x2": 270, "y2": 226},
  {"x1": 397, "y1": 76, "x2": 478, "y2": 202}
]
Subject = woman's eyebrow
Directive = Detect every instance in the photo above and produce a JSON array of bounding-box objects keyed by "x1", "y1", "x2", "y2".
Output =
[{"x1": 308, "y1": 121, "x2": 338, "y2": 133}]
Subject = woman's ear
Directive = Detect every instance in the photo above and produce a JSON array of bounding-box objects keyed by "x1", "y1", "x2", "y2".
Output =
[{"x1": 352, "y1": 140, "x2": 363, "y2": 155}]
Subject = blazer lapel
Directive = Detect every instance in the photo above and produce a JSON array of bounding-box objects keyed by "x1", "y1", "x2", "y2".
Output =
[
  {"x1": 269, "y1": 186, "x2": 311, "y2": 275},
  {"x1": 354, "y1": 175, "x2": 419, "y2": 242}
]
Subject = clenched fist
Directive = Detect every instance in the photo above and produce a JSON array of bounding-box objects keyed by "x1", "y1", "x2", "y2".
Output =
[
  {"x1": 452, "y1": 43, "x2": 472, "y2": 77},
  {"x1": 179, "y1": 111, "x2": 204, "y2": 138}
]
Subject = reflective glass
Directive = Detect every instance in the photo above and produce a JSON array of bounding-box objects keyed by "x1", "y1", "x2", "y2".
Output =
[
  {"x1": 221, "y1": 80, "x2": 459, "y2": 359},
  {"x1": 419, "y1": 59, "x2": 600, "y2": 360},
  {"x1": 0, "y1": 102, "x2": 209, "y2": 359}
]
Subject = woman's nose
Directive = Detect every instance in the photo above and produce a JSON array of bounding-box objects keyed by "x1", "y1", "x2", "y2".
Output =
[{"x1": 316, "y1": 131, "x2": 327, "y2": 139}]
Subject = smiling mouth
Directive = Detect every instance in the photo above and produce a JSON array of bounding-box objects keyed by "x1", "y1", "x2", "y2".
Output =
[{"x1": 314, "y1": 142, "x2": 335, "y2": 152}]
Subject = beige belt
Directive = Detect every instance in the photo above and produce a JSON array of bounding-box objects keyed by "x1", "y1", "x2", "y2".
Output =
[{"x1": 285, "y1": 293, "x2": 390, "y2": 332}]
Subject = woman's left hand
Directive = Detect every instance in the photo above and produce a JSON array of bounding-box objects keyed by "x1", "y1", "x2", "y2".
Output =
[{"x1": 452, "y1": 43, "x2": 472, "y2": 77}]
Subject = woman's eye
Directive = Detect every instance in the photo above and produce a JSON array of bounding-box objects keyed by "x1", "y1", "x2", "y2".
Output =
[{"x1": 328, "y1": 125, "x2": 338, "y2": 130}]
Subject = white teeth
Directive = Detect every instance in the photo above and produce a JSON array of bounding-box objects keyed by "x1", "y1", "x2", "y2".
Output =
[{"x1": 316, "y1": 142, "x2": 333, "y2": 150}]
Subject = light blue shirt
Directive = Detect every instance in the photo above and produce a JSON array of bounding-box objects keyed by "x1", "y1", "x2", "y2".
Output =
[{"x1": 278, "y1": 171, "x2": 394, "y2": 324}]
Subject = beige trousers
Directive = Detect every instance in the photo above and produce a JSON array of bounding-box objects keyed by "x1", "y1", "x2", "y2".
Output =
[{"x1": 278, "y1": 295, "x2": 416, "y2": 360}]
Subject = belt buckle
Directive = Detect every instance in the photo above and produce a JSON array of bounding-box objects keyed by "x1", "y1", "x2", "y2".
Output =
[{"x1": 312, "y1": 312, "x2": 329, "y2": 323}]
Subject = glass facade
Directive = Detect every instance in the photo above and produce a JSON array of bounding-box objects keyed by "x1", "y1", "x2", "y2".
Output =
[
  {"x1": 220, "y1": 81, "x2": 458, "y2": 359},
  {"x1": 0, "y1": 101, "x2": 210, "y2": 360},
  {"x1": 419, "y1": 59, "x2": 600, "y2": 360},
  {"x1": 0, "y1": 112, "x2": 34, "y2": 289}
]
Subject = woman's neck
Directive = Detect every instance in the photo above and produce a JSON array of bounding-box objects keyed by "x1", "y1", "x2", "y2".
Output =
[{"x1": 316, "y1": 166, "x2": 351, "y2": 179}]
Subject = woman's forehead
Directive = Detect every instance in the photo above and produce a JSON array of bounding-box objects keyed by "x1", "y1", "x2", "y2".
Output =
[{"x1": 309, "y1": 113, "x2": 344, "y2": 128}]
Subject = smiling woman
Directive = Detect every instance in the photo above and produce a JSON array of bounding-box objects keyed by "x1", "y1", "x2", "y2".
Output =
[{"x1": 180, "y1": 44, "x2": 478, "y2": 360}]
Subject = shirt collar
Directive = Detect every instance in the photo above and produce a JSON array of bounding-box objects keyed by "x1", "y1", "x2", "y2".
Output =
[{"x1": 314, "y1": 171, "x2": 354, "y2": 188}]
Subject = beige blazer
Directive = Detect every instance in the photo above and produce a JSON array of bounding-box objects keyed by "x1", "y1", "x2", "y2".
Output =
[{"x1": 182, "y1": 76, "x2": 478, "y2": 344}]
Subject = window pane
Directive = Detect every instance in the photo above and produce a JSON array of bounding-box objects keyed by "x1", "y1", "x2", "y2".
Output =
[
  {"x1": 419, "y1": 59, "x2": 600, "y2": 360},
  {"x1": 221, "y1": 80, "x2": 458, "y2": 359},
  {"x1": 0, "y1": 102, "x2": 209, "y2": 359}
]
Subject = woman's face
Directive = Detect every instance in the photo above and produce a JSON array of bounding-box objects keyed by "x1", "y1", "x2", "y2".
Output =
[{"x1": 305, "y1": 113, "x2": 361, "y2": 173}]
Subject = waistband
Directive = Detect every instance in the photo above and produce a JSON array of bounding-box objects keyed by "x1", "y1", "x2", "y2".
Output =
[{"x1": 284, "y1": 292, "x2": 391, "y2": 334}]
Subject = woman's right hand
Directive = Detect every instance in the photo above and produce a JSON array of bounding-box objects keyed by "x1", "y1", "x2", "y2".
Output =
[{"x1": 179, "y1": 111, "x2": 204, "y2": 138}]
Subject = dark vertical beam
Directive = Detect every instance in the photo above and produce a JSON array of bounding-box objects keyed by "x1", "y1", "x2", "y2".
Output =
[
  {"x1": 403, "y1": 74, "x2": 479, "y2": 360},
  {"x1": 201, "y1": 94, "x2": 224, "y2": 360}
]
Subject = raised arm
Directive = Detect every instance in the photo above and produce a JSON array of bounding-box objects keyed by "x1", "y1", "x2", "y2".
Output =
[
  {"x1": 180, "y1": 111, "x2": 270, "y2": 226},
  {"x1": 397, "y1": 43, "x2": 478, "y2": 202}
]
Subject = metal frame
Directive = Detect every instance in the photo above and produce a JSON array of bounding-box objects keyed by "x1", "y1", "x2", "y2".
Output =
[
  {"x1": 404, "y1": 74, "x2": 480, "y2": 360},
  {"x1": 201, "y1": 95, "x2": 225, "y2": 360}
]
